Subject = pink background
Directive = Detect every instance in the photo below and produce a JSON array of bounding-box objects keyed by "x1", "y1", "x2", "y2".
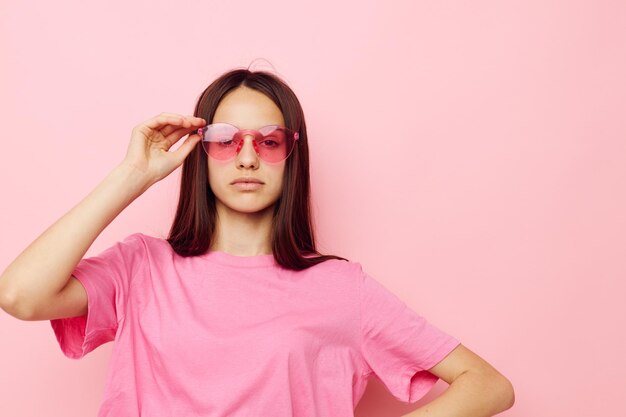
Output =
[{"x1": 1, "y1": 0, "x2": 625, "y2": 416}]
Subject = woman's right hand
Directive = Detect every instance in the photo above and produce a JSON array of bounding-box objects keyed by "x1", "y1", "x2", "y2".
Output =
[{"x1": 121, "y1": 112, "x2": 207, "y2": 185}]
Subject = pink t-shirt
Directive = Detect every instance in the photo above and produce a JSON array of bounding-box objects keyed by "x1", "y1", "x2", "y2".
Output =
[{"x1": 50, "y1": 232, "x2": 461, "y2": 416}]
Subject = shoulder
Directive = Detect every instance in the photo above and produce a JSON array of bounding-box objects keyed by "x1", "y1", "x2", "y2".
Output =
[
  {"x1": 116, "y1": 232, "x2": 150, "y2": 249},
  {"x1": 116, "y1": 232, "x2": 169, "y2": 256},
  {"x1": 304, "y1": 257, "x2": 366, "y2": 282},
  {"x1": 125, "y1": 232, "x2": 173, "y2": 245}
]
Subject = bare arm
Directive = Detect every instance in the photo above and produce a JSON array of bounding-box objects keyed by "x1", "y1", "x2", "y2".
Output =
[
  {"x1": 0, "y1": 163, "x2": 149, "y2": 319},
  {"x1": 402, "y1": 344, "x2": 515, "y2": 417},
  {"x1": 0, "y1": 113, "x2": 206, "y2": 320}
]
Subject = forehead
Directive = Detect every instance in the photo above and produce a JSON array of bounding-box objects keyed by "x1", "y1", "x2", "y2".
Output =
[{"x1": 212, "y1": 86, "x2": 285, "y2": 129}]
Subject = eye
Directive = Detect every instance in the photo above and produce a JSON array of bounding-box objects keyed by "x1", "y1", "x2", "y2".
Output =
[
  {"x1": 259, "y1": 138, "x2": 280, "y2": 148},
  {"x1": 259, "y1": 130, "x2": 285, "y2": 148},
  {"x1": 216, "y1": 137, "x2": 236, "y2": 146}
]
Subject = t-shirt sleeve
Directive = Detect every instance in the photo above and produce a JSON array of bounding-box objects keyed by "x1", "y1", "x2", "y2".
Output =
[
  {"x1": 49, "y1": 232, "x2": 146, "y2": 360},
  {"x1": 358, "y1": 265, "x2": 461, "y2": 403}
]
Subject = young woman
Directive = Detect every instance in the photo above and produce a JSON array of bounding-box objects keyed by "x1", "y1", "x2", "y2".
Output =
[{"x1": 0, "y1": 68, "x2": 514, "y2": 416}]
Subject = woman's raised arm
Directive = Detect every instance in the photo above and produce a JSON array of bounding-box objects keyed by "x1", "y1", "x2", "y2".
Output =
[{"x1": 0, "y1": 113, "x2": 205, "y2": 320}]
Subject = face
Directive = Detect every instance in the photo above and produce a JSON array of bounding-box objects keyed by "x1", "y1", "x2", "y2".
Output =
[{"x1": 207, "y1": 86, "x2": 286, "y2": 216}]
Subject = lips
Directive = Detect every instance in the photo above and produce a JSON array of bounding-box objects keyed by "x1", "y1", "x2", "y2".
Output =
[{"x1": 231, "y1": 177, "x2": 264, "y2": 184}]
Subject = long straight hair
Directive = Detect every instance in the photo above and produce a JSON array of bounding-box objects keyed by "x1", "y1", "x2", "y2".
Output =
[{"x1": 166, "y1": 68, "x2": 349, "y2": 270}]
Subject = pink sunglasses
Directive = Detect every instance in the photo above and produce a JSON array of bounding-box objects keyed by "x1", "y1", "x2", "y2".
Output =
[{"x1": 196, "y1": 122, "x2": 300, "y2": 164}]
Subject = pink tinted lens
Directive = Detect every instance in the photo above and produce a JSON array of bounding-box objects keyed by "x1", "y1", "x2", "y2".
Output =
[
  {"x1": 201, "y1": 124, "x2": 296, "y2": 163},
  {"x1": 202, "y1": 124, "x2": 239, "y2": 160},
  {"x1": 253, "y1": 126, "x2": 289, "y2": 163}
]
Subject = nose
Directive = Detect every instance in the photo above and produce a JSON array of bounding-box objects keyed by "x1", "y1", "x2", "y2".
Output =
[{"x1": 235, "y1": 135, "x2": 259, "y2": 168}]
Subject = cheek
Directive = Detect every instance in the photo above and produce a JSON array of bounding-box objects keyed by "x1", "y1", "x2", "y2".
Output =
[
  {"x1": 270, "y1": 167, "x2": 286, "y2": 192},
  {"x1": 207, "y1": 159, "x2": 227, "y2": 187}
]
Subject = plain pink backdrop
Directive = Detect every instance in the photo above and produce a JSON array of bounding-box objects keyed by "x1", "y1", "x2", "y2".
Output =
[{"x1": 1, "y1": 0, "x2": 625, "y2": 416}]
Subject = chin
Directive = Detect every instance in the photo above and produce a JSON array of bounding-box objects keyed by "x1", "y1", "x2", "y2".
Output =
[{"x1": 219, "y1": 198, "x2": 278, "y2": 215}]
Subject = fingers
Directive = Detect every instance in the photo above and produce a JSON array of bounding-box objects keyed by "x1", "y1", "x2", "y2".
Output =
[
  {"x1": 161, "y1": 122, "x2": 202, "y2": 138},
  {"x1": 162, "y1": 112, "x2": 205, "y2": 142},
  {"x1": 161, "y1": 123, "x2": 205, "y2": 150},
  {"x1": 172, "y1": 131, "x2": 203, "y2": 165},
  {"x1": 143, "y1": 112, "x2": 206, "y2": 131}
]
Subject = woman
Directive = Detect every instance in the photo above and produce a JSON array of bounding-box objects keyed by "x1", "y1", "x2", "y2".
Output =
[{"x1": 0, "y1": 67, "x2": 514, "y2": 416}]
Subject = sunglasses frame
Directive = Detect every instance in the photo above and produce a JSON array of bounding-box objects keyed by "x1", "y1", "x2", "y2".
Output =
[{"x1": 196, "y1": 122, "x2": 300, "y2": 164}]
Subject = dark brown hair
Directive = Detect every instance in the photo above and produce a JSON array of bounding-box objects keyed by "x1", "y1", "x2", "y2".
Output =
[{"x1": 166, "y1": 67, "x2": 349, "y2": 270}]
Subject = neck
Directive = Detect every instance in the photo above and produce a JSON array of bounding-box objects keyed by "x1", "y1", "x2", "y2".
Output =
[{"x1": 210, "y1": 200, "x2": 274, "y2": 256}]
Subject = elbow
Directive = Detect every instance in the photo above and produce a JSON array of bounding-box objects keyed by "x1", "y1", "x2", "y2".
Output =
[
  {"x1": 494, "y1": 373, "x2": 515, "y2": 412},
  {"x1": 0, "y1": 286, "x2": 34, "y2": 321},
  {"x1": 466, "y1": 368, "x2": 515, "y2": 413},
  {"x1": 506, "y1": 378, "x2": 516, "y2": 409}
]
